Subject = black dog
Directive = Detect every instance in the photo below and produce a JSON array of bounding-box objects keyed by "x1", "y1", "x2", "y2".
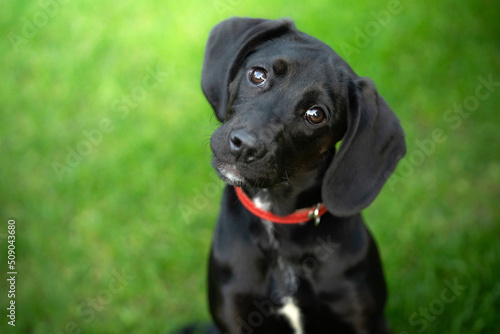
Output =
[{"x1": 197, "y1": 17, "x2": 405, "y2": 334}]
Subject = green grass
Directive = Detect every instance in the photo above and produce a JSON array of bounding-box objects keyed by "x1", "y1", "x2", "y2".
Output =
[{"x1": 1, "y1": 0, "x2": 499, "y2": 333}]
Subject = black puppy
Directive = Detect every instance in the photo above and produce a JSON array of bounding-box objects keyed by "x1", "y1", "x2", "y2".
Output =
[{"x1": 199, "y1": 17, "x2": 406, "y2": 334}]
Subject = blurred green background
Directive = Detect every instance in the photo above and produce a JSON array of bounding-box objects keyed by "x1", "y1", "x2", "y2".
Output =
[{"x1": 1, "y1": 0, "x2": 499, "y2": 333}]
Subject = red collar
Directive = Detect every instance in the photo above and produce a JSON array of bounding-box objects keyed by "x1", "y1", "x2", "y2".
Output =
[{"x1": 234, "y1": 186, "x2": 328, "y2": 225}]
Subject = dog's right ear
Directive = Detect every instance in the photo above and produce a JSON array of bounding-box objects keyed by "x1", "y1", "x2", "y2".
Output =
[{"x1": 202, "y1": 17, "x2": 295, "y2": 122}]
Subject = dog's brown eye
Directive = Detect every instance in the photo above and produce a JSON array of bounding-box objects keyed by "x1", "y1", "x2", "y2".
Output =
[
  {"x1": 249, "y1": 68, "x2": 267, "y2": 86},
  {"x1": 305, "y1": 107, "x2": 326, "y2": 125}
]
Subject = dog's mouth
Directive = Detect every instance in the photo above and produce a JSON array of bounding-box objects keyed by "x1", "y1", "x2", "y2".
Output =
[
  {"x1": 211, "y1": 159, "x2": 246, "y2": 186},
  {"x1": 211, "y1": 154, "x2": 285, "y2": 188}
]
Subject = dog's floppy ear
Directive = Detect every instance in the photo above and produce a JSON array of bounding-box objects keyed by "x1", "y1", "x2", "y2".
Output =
[
  {"x1": 202, "y1": 17, "x2": 295, "y2": 121},
  {"x1": 322, "y1": 77, "x2": 406, "y2": 217}
]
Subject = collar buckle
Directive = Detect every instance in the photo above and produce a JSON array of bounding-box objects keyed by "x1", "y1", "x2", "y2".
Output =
[{"x1": 308, "y1": 203, "x2": 322, "y2": 226}]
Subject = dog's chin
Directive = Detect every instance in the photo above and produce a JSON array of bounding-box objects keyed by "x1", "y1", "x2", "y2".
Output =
[
  {"x1": 215, "y1": 164, "x2": 246, "y2": 186},
  {"x1": 211, "y1": 159, "x2": 279, "y2": 188},
  {"x1": 211, "y1": 158, "x2": 245, "y2": 186}
]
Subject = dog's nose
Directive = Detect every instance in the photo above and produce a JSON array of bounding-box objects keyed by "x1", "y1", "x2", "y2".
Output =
[{"x1": 229, "y1": 129, "x2": 264, "y2": 163}]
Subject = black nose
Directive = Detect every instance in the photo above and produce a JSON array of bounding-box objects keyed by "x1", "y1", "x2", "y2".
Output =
[{"x1": 229, "y1": 129, "x2": 265, "y2": 163}]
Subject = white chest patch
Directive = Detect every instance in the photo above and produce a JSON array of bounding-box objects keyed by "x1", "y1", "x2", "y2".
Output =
[
  {"x1": 279, "y1": 297, "x2": 303, "y2": 334},
  {"x1": 253, "y1": 195, "x2": 272, "y2": 211}
]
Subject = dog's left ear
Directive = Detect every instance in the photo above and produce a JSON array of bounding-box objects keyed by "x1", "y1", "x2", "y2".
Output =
[
  {"x1": 322, "y1": 77, "x2": 406, "y2": 217},
  {"x1": 201, "y1": 17, "x2": 295, "y2": 122}
]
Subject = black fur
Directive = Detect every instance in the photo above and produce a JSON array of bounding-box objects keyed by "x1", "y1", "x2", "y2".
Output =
[{"x1": 192, "y1": 17, "x2": 405, "y2": 334}]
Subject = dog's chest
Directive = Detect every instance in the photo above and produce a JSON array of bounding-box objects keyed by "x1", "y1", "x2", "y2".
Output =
[
  {"x1": 252, "y1": 194, "x2": 304, "y2": 334},
  {"x1": 260, "y1": 219, "x2": 298, "y2": 292},
  {"x1": 259, "y1": 219, "x2": 304, "y2": 334}
]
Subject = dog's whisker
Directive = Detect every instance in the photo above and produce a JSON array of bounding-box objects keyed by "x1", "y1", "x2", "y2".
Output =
[{"x1": 280, "y1": 169, "x2": 291, "y2": 183}]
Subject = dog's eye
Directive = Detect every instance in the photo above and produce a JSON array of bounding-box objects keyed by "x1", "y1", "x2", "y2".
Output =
[
  {"x1": 305, "y1": 107, "x2": 326, "y2": 125},
  {"x1": 249, "y1": 68, "x2": 267, "y2": 86}
]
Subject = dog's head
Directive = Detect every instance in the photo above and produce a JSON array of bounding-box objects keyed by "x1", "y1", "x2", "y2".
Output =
[{"x1": 202, "y1": 17, "x2": 406, "y2": 217}]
